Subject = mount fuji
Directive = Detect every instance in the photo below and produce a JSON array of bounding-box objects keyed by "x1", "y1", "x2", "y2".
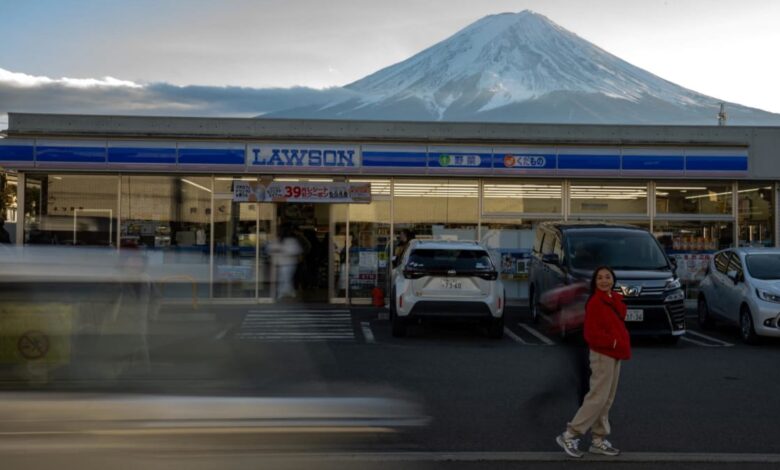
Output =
[{"x1": 268, "y1": 11, "x2": 780, "y2": 125}]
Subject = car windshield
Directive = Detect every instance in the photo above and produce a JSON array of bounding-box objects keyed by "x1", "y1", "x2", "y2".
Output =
[
  {"x1": 407, "y1": 249, "x2": 494, "y2": 271},
  {"x1": 566, "y1": 231, "x2": 669, "y2": 270},
  {"x1": 745, "y1": 254, "x2": 780, "y2": 280}
]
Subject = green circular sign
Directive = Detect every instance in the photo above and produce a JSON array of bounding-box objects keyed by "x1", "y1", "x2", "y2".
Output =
[{"x1": 439, "y1": 154, "x2": 451, "y2": 167}]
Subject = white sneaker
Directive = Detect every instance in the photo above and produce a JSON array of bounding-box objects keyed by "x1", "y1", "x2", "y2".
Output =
[
  {"x1": 556, "y1": 433, "x2": 583, "y2": 458},
  {"x1": 589, "y1": 439, "x2": 620, "y2": 456}
]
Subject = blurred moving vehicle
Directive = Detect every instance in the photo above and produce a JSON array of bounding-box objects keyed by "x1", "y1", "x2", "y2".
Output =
[
  {"x1": 529, "y1": 222, "x2": 685, "y2": 342},
  {"x1": 390, "y1": 240, "x2": 505, "y2": 339},
  {"x1": 698, "y1": 248, "x2": 780, "y2": 344}
]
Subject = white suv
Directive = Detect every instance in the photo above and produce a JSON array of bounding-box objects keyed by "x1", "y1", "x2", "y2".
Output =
[{"x1": 390, "y1": 240, "x2": 505, "y2": 338}]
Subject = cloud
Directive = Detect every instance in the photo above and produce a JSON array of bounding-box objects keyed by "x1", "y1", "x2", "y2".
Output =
[
  {"x1": 0, "y1": 68, "x2": 142, "y2": 89},
  {"x1": 0, "y1": 67, "x2": 354, "y2": 131}
]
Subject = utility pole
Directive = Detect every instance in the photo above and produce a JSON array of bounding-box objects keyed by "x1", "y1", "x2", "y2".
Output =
[{"x1": 718, "y1": 102, "x2": 727, "y2": 126}]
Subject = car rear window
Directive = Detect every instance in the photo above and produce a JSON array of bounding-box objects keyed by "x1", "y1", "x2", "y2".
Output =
[
  {"x1": 745, "y1": 254, "x2": 780, "y2": 280},
  {"x1": 407, "y1": 249, "x2": 494, "y2": 271}
]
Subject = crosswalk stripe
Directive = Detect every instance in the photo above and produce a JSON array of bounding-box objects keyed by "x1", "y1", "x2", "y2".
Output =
[{"x1": 238, "y1": 310, "x2": 356, "y2": 342}]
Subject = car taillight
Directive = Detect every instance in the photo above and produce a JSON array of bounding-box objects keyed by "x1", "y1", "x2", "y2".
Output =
[
  {"x1": 403, "y1": 270, "x2": 425, "y2": 279},
  {"x1": 498, "y1": 295, "x2": 502, "y2": 310},
  {"x1": 399, "y1": 295, "x2": 403, "y2": 309},
  {"x1": 478, "y1": 271, "x2": 498, "y2": 281}
]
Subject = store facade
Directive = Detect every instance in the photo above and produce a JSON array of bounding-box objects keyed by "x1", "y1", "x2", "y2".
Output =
[{"x1": 1, "y1": 114, "x2": 779, "y2": 304}]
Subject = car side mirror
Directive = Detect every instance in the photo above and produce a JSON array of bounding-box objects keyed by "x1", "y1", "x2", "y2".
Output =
[
  {"x1": 727, "y1": 270, "x2": 741, "y2": 284},
  {"x1": 542, "y1": 253, "x2": 560, "y2": 266}
]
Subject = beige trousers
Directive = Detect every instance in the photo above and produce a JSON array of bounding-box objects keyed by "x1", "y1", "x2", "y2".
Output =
[{"x1": 567, "y1": 350, "x2": 622, "y2": 440}]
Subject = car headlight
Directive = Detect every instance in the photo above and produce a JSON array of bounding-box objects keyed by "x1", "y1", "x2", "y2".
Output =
[
  {"x1": 665, "y1": 289, "x2": 685, "y2": 302},
  {"x1": 756, "y1": 289, "x2": 780, "y2": 303},
  {"x1": 665, "y1": 278, "x2": 682, "y2": 290}
]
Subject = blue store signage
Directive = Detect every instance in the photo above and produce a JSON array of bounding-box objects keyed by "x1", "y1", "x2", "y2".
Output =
[{"x1": 247, "y1": 144, "x2": 361, "y2": 168}]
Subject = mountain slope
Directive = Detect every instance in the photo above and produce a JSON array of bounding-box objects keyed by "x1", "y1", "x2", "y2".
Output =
[{"x1": 268, "y1": 11, "x2": 780, "y2": 125}]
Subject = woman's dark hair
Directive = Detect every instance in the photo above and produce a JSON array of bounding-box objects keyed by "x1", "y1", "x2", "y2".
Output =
[{"x1": 590, "y1": 265, "x2": 617, "y2": 294}]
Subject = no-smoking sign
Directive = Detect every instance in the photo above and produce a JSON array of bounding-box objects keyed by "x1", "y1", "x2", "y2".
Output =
[{"x1": 17, "y1": 330, "x2": 50, "y2": 360}]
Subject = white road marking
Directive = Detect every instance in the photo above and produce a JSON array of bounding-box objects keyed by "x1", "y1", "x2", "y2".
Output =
[
  {"x1": 239, "y1": 310, "x2": 355, "y2": 342},
  {"x1": 517, "y1": 323, "x2": 555, "y2": 345},
  {"x1": 226, "y1": 451, "x2": 780, "y2": 464},
  {"x1": 248, "y1": 310, "x2": 350, "y2": 314},
  {"x1": 680, "y1": 336, "x2": 719, "y2": 347},
  {"x1": 214, "y1": 325, "x2": 232, "y2": 340},
  {"x1": 361, "y1": 322, "x2": 376, "y2": 343},
  {"x1": 503, "y1": 327, "x2": 528, "y2": 344},
  {"x1": 686, "y1": 330, "x2": 734, "y2": 347}
]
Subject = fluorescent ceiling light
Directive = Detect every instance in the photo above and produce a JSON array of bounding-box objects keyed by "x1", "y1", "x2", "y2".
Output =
[{"x1": 182, "y1": 178, "x2": 212, "y2": 193}]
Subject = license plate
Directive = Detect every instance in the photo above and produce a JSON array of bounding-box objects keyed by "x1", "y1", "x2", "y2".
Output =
[
  {"x1": 441, "y1": 279, "x2": 463, "y2": 289},
  {"x1": 626, "y1": 309, "x2": 644, "y2": 322}
]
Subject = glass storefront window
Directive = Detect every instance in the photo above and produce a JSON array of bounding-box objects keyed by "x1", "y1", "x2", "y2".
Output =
[
  {"x1": 25, "y1": 174, "x2": 118, "y2": 246},
  {"x1": 570, "y1": 181, "x2": 648, "y2": 215},
  {"x1": 655, "y1": 182, "x2": 733, "y2": 215},
  {"x1": 737, "y1": 182, "x2": 774, "y2": 247},
  {"x1": 121, "y1": 175, "x2": 213, "y2": 301},
  {"x1": 1, "y1": 173, "x2": 16, "y2": 244},
  {"x1": 347, "y1": 179, "x2": 391, "y2": 300},
  {"x1": 482, "y1": 180, "x2": 562, "y2": 214},
  {"x1": 393, "y1": 178, "x2": 479, "y2": 243},
  {"x1": 653, "y1": 220, "x2": 734, "y2": 299},
  {"x1": 212, "y1": 177, "x2": 273, "y2": 299},
  {"x1": 480, "y1": 218, "x2": 542, "y2": 301}
]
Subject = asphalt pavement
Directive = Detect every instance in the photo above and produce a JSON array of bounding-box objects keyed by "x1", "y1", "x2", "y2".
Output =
[{"x1": 1, "y1": 302, "x2": 779, "y2": 469}]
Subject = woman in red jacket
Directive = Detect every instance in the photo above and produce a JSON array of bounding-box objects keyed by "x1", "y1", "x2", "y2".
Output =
[{"x1": 556, "y1": 265, "x2": 631, "y2": 458}]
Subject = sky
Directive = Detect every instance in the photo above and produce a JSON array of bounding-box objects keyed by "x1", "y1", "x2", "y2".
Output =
[{"x1": 1, "y1": 0, "x2": 779, "y2": 130}]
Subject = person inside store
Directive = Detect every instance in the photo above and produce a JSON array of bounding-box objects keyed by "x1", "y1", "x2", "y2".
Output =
[
  {"x1": 0, "y1": 219, "x2": 10, "y2": 244},
  {"x1": 556, "y1": 265, "x2": 631, "y2": 459},
  {"x1": 392, "y1": 229, "x2": 415, "y2": 267}
]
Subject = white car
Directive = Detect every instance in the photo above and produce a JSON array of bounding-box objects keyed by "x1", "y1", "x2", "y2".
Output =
[
  {"x1": 389, "y1": 240, "x2": 505, "y2": 338},
  {"x1": 698, "y1": 248, "x2": 780, "y2": 344}
]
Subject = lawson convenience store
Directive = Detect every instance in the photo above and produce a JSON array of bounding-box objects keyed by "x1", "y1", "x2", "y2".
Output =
[{"x1": 1, "y1": 113, "x2": 778, "y2": 304}]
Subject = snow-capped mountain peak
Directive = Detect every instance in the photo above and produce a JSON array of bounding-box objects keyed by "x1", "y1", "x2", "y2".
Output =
[
  {"x1": 269, "y1": 10, "x2": 779, "y2": 125},
  {"x1": 346, "y1": 10, "x2": 707, "y2": 117}
]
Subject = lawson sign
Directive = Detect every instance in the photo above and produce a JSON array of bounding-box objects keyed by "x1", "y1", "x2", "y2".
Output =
[{"x1": 248, "y1": 144, "x2": 361, "y2": 169}]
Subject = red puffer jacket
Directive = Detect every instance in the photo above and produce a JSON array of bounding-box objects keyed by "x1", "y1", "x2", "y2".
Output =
[{"x1": 584, "y1": 289, "x2": 632, "y2": 360}]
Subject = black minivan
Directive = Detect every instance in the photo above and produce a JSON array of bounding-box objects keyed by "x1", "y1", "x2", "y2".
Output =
[{"x1": 528, "y1": 222, "x2": 686, "y2": 342}]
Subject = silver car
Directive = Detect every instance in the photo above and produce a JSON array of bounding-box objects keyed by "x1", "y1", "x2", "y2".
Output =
[{"x1": 698, "y1": 248, "x2": 780, "y2": 343}]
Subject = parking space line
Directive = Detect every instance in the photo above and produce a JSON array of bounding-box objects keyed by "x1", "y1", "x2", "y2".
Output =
[
  {"x1": 361, "y1": 322, "x2": 375, "y2": 344},
  {"x1": 686, "y1": 330, "x2": 734, "y2": 347},
  {"x1": 517, "y1": 323, "x2": 555, "y2": 346},
  {"x1": 680, "y1": 336, "x2": 719, "y2": 347},
  {"x1": 503, "y1": 327, "x2": 528, "y2": 344}
]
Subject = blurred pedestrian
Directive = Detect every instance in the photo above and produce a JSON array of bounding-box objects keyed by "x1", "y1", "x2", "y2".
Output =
[
  {"x1": 269, "y1": 226, "x2": 303, "y2": 299},
  {"x1": 556, "y1": 265, "x2": 631, "y2": 458},
  {"x1": 539, "y1": 281, "x2": 591, "y2": 404},
  {"x1": 100, "y1": 249, "x2": 160, "y2": 377}
]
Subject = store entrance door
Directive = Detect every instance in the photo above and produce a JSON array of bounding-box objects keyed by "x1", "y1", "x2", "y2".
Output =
[{"x1": 274, "y1": 203, "x2": 344, "y2": 303}]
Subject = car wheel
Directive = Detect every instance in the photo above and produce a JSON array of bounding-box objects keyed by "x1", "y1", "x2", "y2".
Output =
[
  {"x1": 529, "y1": 288, "x2": 540, "y2": 324},
  {"x1": 740, "y1": 306, "x2": 760, "y2": 345},
  {"x1": 486, "y1": 315, "x2": 504, "y2": 339},
  {"x1": 697, "y1": 296, "x2": 714, "y2": 330}
]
